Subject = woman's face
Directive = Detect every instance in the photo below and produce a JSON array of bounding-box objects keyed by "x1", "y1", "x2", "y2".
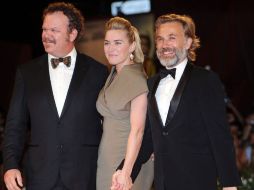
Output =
[{"x1": 104, "y1": 29, "x2": 134, "y2": 70}]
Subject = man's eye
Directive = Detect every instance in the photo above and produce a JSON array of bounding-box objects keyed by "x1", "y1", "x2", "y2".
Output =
[{"x1": 42, "y1": 28, "x2": 59, "y2": 33}]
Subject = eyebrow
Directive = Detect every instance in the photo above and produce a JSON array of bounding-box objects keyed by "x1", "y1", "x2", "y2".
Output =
[
  {"x1": 104, "y1": 39, "x2": 124, "y2": 42},
  {"x1": 42, "y1": 26, "x2": 59, "y2": 30},
  {"x1": 168, "y1": 33, "x2": 177, "y2": 37}
]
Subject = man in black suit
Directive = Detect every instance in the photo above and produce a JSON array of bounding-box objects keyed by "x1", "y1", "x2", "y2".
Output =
[
  {"x1": 113, "y1": 14, "x2": 242, "y2": 190},
  {"x1": 3, "y1": 2, "x2": 108, "y2": 190}
]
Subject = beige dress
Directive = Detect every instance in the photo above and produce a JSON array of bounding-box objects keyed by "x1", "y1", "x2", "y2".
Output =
[{"x1": 96, "y1": 63, "x2": 153, "y2": 190}]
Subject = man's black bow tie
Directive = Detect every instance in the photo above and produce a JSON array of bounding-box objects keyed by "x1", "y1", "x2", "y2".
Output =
[
  {"x1": 51, "y1": 56, "x2": 71, "y2": 69},
  {"x1": 159, "y1": 68, "x2": 176, "y2": 79}
]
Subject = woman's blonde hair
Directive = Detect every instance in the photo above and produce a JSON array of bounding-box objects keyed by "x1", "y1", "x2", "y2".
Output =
[{"x1": 105, "y1": 17, "x2": 144, "y2": 64}]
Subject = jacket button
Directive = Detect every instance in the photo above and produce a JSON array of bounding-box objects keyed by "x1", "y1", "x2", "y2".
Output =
[
  {"x1": 162, "y1": 131, "x2": 168, "y2": 136},
  {"x1": 57, "y1": 144, "x2": 63, "y2": 151}
]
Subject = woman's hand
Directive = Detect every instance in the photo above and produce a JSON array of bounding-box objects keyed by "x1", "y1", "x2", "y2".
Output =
[{"x1": 111, "y1": 170, "x2": 133, "y2": 190}]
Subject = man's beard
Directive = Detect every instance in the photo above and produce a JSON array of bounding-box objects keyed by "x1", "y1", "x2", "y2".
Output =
[{"x1": 156, "y1": 47, "x2": 187, "y2": 68}]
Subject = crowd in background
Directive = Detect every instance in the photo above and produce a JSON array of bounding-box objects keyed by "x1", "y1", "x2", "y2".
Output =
[{"x1": 227, "y1": 104, "x2": 254, "y2": 173}]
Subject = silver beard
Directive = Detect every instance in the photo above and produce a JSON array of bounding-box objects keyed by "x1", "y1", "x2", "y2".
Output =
[{"x1": 157, "y1": 47, "x2": 187, "y2": 68}]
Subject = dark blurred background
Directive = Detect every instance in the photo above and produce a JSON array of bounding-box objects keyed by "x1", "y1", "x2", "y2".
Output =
[{"x1": 0, "y1": 0, "x2": 253, "y2": 115}]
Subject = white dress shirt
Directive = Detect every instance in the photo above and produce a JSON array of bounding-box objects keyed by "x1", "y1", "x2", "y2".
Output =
[
  {"x1": 155, "y1": 58, "x2": 188, "y2": 125},
  {"x1": 48, "y1": 48, "x2": 77, "y2": 116}
]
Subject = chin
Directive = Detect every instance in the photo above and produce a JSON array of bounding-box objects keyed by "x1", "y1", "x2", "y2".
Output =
[
  {"x1": 159, "y1": 57, "x2": 177, "y2": 68},
  {"x1": 108, "y1": 61, "x2": 118, "y2": 66},
  {"x1": 44, "y1": 46, "x2": 54, "y2": 53}
]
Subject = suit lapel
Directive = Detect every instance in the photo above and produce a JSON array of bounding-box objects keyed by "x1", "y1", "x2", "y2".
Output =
[
  {"x1": 39, "y1": 55, "x2": 59, "y2": 119},
  {"x1": 60, "y1": 54, "x2": 89, "y2": 119},
  {"x1": 148, "y1": 74, "x2": 164, "y2": 126},
  {"x1": 164, "y1": 62, "x2": 193, "y2": 127}
]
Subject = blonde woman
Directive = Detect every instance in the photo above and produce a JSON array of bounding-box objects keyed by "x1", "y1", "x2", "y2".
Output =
[{"x1": 96, "y1": 17, "x2": 153, "y2": 190}]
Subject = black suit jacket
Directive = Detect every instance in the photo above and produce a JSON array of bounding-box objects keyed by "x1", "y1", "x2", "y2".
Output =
[
  {"x1": 132, "y1": 62, "x2": 242, "y2": 190},
  {"x1": 3, "y1": 53, "x2": 108, "y2": 190}
]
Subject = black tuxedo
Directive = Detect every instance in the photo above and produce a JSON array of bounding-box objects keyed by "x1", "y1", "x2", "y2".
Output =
[
  {"x1": 132, "y1": 62, "x2": 241, "y2": 190},
  {"x1": 3, "y1": 53, "x2": 108, "y2": 190}
]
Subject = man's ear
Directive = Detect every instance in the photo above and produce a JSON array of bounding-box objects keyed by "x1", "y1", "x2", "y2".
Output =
[
  {"x1": 185, "y1": 37, "x2": 192, "y2": 50},
  {"x1": 70, "y1": 29, "x2": 78, "y2": 42}
]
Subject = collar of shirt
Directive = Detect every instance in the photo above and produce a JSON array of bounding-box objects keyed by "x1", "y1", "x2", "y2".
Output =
[{"x1": 48, "y1": 47, "x2": 77, "y2": 71}]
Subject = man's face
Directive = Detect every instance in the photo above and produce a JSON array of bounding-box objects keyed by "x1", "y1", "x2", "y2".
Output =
[
  {"x1": 155, "y1": 22, "x2": 191, "y2": 68},
  {"x1": 41, "y1": 11, "x2": 76, "y2": 57}
]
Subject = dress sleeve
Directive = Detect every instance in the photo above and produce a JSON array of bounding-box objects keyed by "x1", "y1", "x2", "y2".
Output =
[{"x1": 118, "y1": 68, "x2": 148, "y2": 103}]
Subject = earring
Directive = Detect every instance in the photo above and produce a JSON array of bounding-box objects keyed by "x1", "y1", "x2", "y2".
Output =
[{"x1": 130, "y1": 53, "x2": 134, "y2": 61}]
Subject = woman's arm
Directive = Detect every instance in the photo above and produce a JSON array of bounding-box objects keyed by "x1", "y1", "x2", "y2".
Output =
[
  {"x1": 122, "y1": 92, "x2": 148, "y2": 176},
  {"x1": 111, "y1": 92, "x2": 148, "y2": 190}
]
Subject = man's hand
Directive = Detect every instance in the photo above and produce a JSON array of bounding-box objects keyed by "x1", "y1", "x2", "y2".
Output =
[{"x1": 4, "y1": 169, "x2": 23, "y2": 190}]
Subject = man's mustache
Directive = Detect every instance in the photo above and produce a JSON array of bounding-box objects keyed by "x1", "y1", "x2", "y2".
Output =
[
  {"x1": 42, "y1": 38, "x2": 56, "y2": 44},
  {"x1": 158, "y1": 48, "x2": 175, "y2": 54}
]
